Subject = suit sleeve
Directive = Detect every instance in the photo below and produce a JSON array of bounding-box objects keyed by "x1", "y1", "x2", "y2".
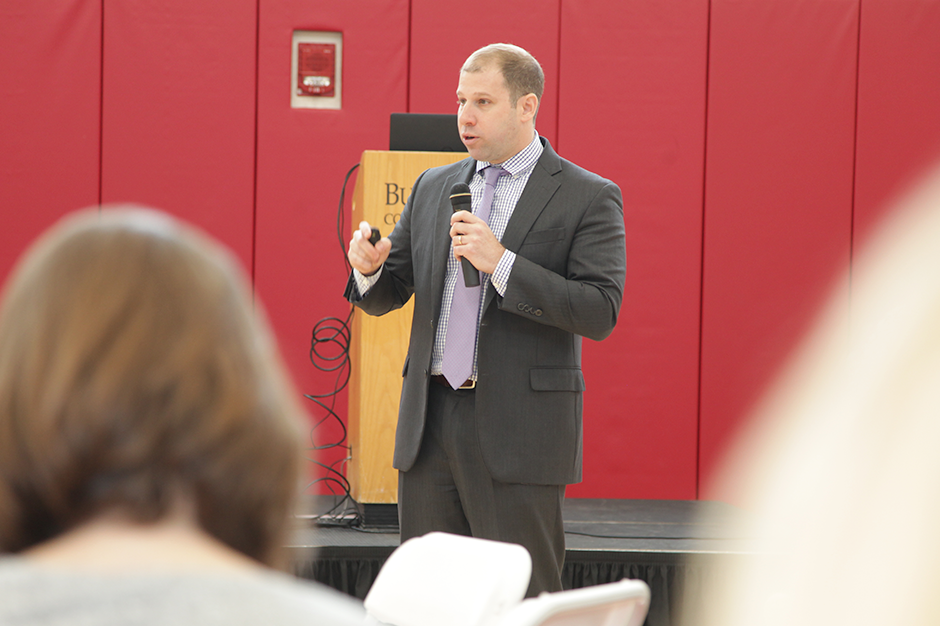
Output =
[{"x1": 498, "y1": 180, "x2": 626, "y2": 341}]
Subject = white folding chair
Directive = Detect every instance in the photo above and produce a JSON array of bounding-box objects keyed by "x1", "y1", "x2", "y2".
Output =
[
  {"x1": 489, "y1": 578, "x2": 651, "y2": 626},
  {"x1": 363, "y1": 532, "x2": 532, "y2": 626}
]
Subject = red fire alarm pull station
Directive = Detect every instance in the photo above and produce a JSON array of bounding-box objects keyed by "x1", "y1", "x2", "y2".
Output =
[{"x1": 297, "y1": 43, "x2": 336, "y2": 97}]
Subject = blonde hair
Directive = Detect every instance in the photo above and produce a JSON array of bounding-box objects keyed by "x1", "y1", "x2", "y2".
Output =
[
  {"x1": 697, "y1": 165, "x2": 940, "y2": 626},
  {"x1": 0, "y1": 207, "x2": 305, "y2": 568}
]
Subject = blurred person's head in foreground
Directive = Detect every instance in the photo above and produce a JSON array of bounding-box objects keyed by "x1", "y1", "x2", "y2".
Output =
[
  {"x1": 0, "y1": 206, "x2": 305, "y2": 570},
  {"x1": 696, "y1": 164, "x2": 940, "y2": 626}
]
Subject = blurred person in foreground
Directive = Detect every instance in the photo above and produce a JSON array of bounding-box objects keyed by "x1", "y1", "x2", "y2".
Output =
[
  {"x1": 0, "y1": 207, "x2": 365, "y2": 625},
  {"x1": 691, "y1": 165, "x2": 940, "y2": 626}
]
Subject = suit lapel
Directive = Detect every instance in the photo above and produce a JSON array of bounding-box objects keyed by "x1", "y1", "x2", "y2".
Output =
[
  {"x1": 500, "y1": 162, "x2": 561, "y2": 251},
  {"x1": 482, "y1": 141, "x2": 562, "y2": 311}
]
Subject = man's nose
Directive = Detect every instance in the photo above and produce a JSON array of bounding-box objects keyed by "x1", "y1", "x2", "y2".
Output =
[{"x1": 458, "y1": 106, "x2": 474, "y2": 127}]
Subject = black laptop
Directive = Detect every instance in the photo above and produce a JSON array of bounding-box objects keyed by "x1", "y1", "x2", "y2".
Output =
[{"x1": 389, "y1": 113, "x2": 467, "y2": 152}]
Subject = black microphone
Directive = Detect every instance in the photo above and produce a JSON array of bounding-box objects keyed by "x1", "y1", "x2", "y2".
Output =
[{"x1": 449, "y1": 182, "x2": 480, "y2": 287}]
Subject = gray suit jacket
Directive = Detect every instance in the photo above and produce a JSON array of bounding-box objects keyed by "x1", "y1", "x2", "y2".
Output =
[{"x1": 345, "y1": 138, "x2": 626, "y2": 485}]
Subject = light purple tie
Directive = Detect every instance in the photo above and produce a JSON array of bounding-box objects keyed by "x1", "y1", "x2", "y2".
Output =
[{"x1": 440, "y1": 166, "x2": 508, "y2": 389}]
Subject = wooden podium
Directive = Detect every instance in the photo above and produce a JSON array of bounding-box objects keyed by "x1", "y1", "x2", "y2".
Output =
[{"x1": 348, "y1": 150, "x2": 466, "y2": 505}]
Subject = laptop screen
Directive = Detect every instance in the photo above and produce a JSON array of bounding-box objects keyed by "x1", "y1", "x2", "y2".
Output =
[{"x1": 389, "y1": 113, "x2": 467, "y2": 152}]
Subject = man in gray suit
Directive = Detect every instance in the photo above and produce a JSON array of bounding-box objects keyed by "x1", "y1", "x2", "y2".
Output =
[{"x1": 345, "y1": 43, "x2": 626, "y2": 596}]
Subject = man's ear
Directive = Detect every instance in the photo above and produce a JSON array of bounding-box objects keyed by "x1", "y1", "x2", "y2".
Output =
[{"x1": 518, "y1": 93, "x2": 539, "y2": 123}]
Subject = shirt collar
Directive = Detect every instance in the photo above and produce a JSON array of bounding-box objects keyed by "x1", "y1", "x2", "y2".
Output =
[{"x1": 475, "y1": 132, "x2": 543, "y2": 178}]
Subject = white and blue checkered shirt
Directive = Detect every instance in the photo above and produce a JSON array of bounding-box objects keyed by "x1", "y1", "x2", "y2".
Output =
[{"x1": 355, "y1": 132, "x2": 544, "y2": 379}]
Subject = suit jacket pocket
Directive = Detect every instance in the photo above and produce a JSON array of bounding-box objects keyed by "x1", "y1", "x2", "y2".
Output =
[
  {"x1": 530, "y1": 367, "x2": 585, "y2": 391},
  {"x1": 523, "y1": 227, "x2": 566, "y2": 245}
]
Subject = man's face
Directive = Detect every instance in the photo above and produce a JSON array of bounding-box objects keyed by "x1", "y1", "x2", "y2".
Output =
[{"x1": 456, "y1": 65, "x2": 533, "y2": 164}]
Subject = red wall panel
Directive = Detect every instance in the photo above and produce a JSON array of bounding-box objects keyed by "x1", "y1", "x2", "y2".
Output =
[
  {"x1": 100, "y1": 0, "x2": 257, "y2": 271},
  {"x1": 560, "y1": 0, "x2": 709, "y2": 499},
  {"x1": 409, "y1": 0, "x2": 560, "y2": 145},
  {"x1": 0, "y1": 1, "x2": 101, "y2": 283},
  {"x1": 699, "y1": 0, "x2": 859, "y2": 495},
  {"x1": 254, "y1": 0, "x2": 410, "y2": 485},
  {"x1": 4, "y1": 0, "x2": 938, "y2": 502},
  {"x1": 854, "y1": 0, "x2": 940, "y2": 248}
]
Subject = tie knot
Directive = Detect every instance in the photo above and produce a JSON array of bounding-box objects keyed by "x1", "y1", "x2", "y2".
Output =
[{"x1": 484, "y1": 165, "x2": 508, "y2": 187}]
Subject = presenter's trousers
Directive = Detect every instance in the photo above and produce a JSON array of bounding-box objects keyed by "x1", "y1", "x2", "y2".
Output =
[{"x1": 397, "y1": 381, "x2": 566, "y2": 597}]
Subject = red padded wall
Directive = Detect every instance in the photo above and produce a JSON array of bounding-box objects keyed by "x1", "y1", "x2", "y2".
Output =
[
  {"x1": 254, "y1": 0, "x2": 410, "y2": 485},
  {"x1": 409, "y1": 0, "x2": 560, "y2": 144},
  {"x1": 854, "y1": 0, "x2": 940, "y2": 249},
  {"x1": 100, "y1": 0, "x2": 257, "y2": 271},
  {"x1": 0, "y1": 1, "x2": 101, "y2": 283},
  {"x1": 699, "y1": 0, "x2": 859, "y2": 495},
  {"x1": 5, "y1": 0, "x2": 940, "y2": 501},
  {"x1": 559, "y1": 1, "x2": 709, "y2": 499}
]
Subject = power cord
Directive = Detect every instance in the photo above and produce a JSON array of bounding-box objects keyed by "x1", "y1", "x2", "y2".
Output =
[{"x1": 301, "y1": 162, "x2": 365, "y2": 529}]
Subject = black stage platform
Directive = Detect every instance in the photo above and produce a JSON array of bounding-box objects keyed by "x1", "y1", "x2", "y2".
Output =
[{"x1": 288, "y1": 498, "x2": 754, "y2": 626}]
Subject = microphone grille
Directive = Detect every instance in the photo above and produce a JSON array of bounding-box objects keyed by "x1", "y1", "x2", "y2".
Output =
[{"x1": 449, "y1": 182, "x2": 471, "y2": 201}]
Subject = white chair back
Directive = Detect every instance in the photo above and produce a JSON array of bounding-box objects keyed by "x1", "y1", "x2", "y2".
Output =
[
  {"x1": 489, "y1": 578, "x2": 651, "y2": 626},
  {"x1": 363, "y1": 532, "x2": 532, "y2": 626}
]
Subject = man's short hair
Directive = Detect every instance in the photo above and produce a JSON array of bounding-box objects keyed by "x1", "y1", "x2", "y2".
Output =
[{"x1": 462, "y1": 43, "x2": 545, "y2": 108}]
